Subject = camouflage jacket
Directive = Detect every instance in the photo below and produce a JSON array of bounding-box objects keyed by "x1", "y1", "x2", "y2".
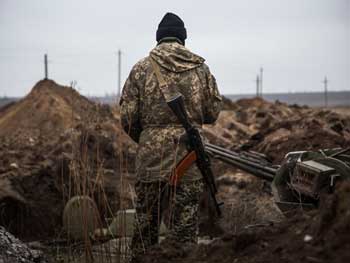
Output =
[{"x1": 120, "y1": 41, "x2": 222, "y2": 182}]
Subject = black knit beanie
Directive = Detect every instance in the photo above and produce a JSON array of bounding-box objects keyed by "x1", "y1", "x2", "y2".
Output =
[{"x1": 156, "y1": 12, "x2": 187, "y2": 44}]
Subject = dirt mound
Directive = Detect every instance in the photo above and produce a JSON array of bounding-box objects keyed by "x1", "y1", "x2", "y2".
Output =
[
  {"x1": 139, "y1": 181, "x2": 350, "y2": 263},
  {"x1": 247, "y1": 108, "x2": 350, "y2": 163},
  {"x1": 203, "y1": 110, "x2": 253, "y2": 147},
  {"x1": 1, "y1": 82, "x2": 349, "y2": 263},
  {"x1": 0, "y1": 79, "x2": 136, "y2": 239},
  {"x1": 0, "y1": 79, "x2": 122, "y2": 140},
  {"x1": 235, "y1": 98, "x2": 302, "y2": 131},
  {"x1": 211, "y1": 97, "x2": 350, "y2": 163},
  {"x1": 0, "y1": 80, "x2": 79, "y2": 137},
  {"x1": 205, "y1": 97, "x2": 304, "y2": 148}
]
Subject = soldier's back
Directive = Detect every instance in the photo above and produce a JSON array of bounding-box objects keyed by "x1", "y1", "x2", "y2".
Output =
[{"x1": 121, "y1": 41, "x2": 221, "y2": 182}]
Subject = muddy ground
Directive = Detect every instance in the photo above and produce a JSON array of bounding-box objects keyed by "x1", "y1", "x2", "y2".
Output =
[
  {"x1": 0, "y1": 79, "x2": 349, "y2": 262},
  {"x1": 139, "y1": 181, "x2": 350, "y2": 263}
]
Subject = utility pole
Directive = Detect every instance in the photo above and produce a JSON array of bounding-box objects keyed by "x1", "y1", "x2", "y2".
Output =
[
  {"x1": 117, "y1": 49, "x2": 122, "y2": 102},
  {"x1": 259, "y1": 67, "x2": 263, "y2": 98},
  {"x1": 256, "y1": 75, "x2": 260, "y2": 97},
  {"x1": 44, "y1": 54, "x2": 48, "y2": 79},
  {"x1": 323, "y1": 76, "x2": 328, "y2": 108}
]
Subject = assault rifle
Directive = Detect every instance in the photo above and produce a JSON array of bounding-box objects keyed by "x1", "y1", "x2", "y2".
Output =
[{"x1": 167, "y1": 94, "x2": 223, "y2": 217}]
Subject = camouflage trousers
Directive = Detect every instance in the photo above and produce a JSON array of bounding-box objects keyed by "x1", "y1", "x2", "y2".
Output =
[{"x1": 130, "y1": 179, "x2": 204, "y2": 261}]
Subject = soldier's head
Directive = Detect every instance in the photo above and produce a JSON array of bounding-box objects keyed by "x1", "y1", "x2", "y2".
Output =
[{"x1": 156, "y1": 12, "x2": 187, "y2": 45}]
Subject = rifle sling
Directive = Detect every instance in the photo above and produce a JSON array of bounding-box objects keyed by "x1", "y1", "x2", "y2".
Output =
[
  {"x1": 150, "y1": 58, "x2": 168, "y2": 90},
  {"x1": 150, "y1": 57, "x2": 196, "y2": 184}
]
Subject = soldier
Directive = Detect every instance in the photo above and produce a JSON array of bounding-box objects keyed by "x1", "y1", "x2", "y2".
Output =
[{"x1": 120, "y1": 12, "x2": 222, "y2": 261}]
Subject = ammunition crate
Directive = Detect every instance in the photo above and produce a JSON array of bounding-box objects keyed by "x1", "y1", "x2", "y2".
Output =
[{"x1": 290, "y1": 160, "x2": 335, "y2": 199}]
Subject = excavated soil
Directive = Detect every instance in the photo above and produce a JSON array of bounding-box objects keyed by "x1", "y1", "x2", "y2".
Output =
[
  {"x1": 138, "y1": 181, "x2": 350, "y2": 263},
  {"x1": 148, "y1": 97, "x2": 350, "y2": 262},
  {"x1": 0, "y1": 81, "x2": 349, "y2": 262},
  {"x1": 208, "y1": 97, "x2": 350, "y2": 163},
  {"x1": 0, "y1": 80, "x2": 136, "y2": 239}
]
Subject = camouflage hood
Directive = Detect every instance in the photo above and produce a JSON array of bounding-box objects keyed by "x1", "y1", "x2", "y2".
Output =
[{"x1": 150, "y1": 42, "x2": 205, "y2": 73}]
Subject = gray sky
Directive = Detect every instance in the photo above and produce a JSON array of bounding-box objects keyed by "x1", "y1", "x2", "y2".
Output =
[{"x1": 0, "y1": 0, "x2": 349, "y2": 96}]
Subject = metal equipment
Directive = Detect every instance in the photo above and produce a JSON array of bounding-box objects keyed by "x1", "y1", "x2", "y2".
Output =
[{"x1": 205, "y1": 143, "x2": 350, "y2": 213}]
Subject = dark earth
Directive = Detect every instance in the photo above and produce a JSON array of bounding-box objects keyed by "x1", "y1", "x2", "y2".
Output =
[{"x1": 0, "y1": 79, "x2": 349, "y2": 262}]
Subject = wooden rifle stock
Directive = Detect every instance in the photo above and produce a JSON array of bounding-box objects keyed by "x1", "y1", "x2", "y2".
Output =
[{"x1": 170, "y1": 151, "x2": 197, "y2": 186}]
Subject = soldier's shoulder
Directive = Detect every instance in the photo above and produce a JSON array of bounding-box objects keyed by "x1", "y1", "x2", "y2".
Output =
[
  {"x1": 128, "y1": 57, "x2": 151, "y2": 82},
  {"x1": 132, "y1": 56, "x2": 151, "y2": 72},
  {"x1": 196, "y1": 62, "x2": 211, "y2": 76},
  {"x1": 195, "y1": 61, "x2": 209, "y2": 71}
]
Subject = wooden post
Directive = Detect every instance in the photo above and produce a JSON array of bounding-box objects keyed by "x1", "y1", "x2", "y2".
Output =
[
  {"x1": 44, "y1": 54, "x2": 48, "y2": 79},
  {"x1": 117, "y1": 50, "x2": 122, "y2": 101},
  {"x1": 259, "y1": 67, "x2": 263, "y2": 98},
  {"x1": 323, "y1": 76, "x2": 328, "y2": 108}
]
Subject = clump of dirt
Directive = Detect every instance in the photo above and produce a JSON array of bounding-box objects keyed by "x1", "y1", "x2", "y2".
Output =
[
  {"x1": 0, "y1": 226, "x2": 47, "y2": 263},
  {"x1": 248, "y1": 109, "x2": 350, "y2": 163},
  {"x1": 235, "y1": 97, "x2": 300, "y2": 132},
  {"x1": 203, "y1": 110, "x2": 254, "y2": 147},
  {"x1": 0, "y1": 79, "x2": 136, "y2": 239}
]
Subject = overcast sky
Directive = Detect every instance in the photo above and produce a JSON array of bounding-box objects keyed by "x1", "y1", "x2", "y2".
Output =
[{"x1": 0, "y1": 0, "x2": 349, "y2": 96}]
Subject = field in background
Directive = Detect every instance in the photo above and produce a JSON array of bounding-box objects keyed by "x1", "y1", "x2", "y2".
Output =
[
  {"x1": 93, "y1": 91, "x2": 350, "y2": 107},
  {"x1": 0, "y1": 97, "x2": 17, "y2": 108},
  {"x1": 2, "y1": 91, "x2": 349, "y2": 109},
  {"x1": 226, "y1": 91, "x2": 350, "y2": 107}
]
